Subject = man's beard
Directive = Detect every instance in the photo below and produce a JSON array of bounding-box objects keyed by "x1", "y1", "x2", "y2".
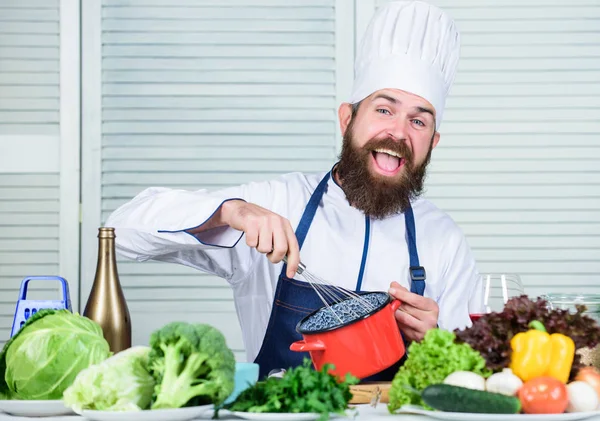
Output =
[{"x1": 335, "y1": 121, "x2": 433, "y2": 219}]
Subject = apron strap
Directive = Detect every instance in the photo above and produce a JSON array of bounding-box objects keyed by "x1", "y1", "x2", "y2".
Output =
[
  {"x1": 294, "y1": 172, "x2": 330, "y2": 248},
  {"x1": 354, "y1": 215, "x2": 370, "y2": 292},
  {"x1": 404, "y1": 205, "x2": 426, "y2": 296},
  {"x1": 280, "y1": 172, "x2": 330, "y2": 276}
]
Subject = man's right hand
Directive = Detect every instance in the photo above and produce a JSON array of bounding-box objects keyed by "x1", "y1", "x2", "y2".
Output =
[{"x1": 221, "y1": 200, "x2": 300, "y2": 278}]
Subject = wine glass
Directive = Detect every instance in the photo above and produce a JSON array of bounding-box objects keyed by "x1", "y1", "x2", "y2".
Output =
[{"x1": 469, "y1": 273, "x2": 525, "y2": 322}]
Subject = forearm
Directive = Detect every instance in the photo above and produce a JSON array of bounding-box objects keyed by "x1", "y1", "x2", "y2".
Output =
[
  {"x1": 185, "y1": 199, "x2": 243, "y2": 235},
  {"x1": 105, "y1": 187, "x2": 247, "y2": 258}
]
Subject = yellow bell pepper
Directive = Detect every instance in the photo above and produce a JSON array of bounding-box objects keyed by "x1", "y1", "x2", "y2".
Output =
[{"x1": 509, "y1": 320, "x2": 575, "y2": 383}]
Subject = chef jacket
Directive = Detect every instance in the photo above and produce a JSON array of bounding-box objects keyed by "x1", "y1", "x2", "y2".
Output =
[{"x1": 105, "y1": 168, "x2": 482, "y2": 362}]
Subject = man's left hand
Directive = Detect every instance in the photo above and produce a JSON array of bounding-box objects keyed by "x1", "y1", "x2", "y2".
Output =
[{"x1": 388, "y1": 281, "x2": 439, "y2": 342}]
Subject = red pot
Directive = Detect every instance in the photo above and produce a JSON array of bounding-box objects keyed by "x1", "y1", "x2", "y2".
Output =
[{"x1": 290, "y1": 292, "x2": 405, "y2": 380}]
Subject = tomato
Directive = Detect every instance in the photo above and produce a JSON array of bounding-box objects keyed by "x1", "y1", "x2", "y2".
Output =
[{"x1": 518, "y1": 376, "x2": 569, "y2": 414}]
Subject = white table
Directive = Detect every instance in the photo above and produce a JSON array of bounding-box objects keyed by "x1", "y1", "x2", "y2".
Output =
[{"x1": 1, "y1": 405, "x2": 600, "y2": 421}]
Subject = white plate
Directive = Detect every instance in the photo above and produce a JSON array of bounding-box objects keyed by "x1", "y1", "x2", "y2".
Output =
[
  {"x1": 397, "y1": 404, "x2": 600, "y2": 421},
  {"x1": 220, "y1": 409, "x2": 347, "y2": 420},
  {"x1": 79, "y1": 404, "x2": 213, "y2": 421},
  {"x1": 0, "y1": 399, "x2": 75, "y2": 417}
]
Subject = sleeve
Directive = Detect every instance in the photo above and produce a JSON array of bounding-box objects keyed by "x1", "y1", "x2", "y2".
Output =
[
  {"x1": 435, "y1": 227, "x2": 482, "y2": 331},
  {"x1": 104, "y1": 181, "x2": 274, "y2": 284}
]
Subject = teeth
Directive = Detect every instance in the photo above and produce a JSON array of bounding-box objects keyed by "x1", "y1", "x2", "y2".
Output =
[{"x1": 374, "y1": 148, "x2": 402, "y2": 159}]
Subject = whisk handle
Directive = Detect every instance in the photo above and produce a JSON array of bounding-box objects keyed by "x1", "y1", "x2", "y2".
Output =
[{"x1": 281, "y1": 255, "x2": 305, "y2": 274}]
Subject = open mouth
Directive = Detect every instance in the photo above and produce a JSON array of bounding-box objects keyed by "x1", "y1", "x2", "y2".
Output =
[{"x1": 371, "y1": 148, "x2": 405, "y2": 176}]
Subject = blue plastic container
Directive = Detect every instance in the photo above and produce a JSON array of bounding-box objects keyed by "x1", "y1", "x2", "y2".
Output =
[
  {"x1": 10, "y1": 276, "x2": 72, "y2": 338},
  {"x1": 224, "y1": 362, "x2": 259, "y2": 405}
]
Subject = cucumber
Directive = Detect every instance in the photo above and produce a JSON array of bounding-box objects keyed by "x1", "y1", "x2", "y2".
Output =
[{"x1": 421, "y1": 384, "x2": 522, "y2": 414}]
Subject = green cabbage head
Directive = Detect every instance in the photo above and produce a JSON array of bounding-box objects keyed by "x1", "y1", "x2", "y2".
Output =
[
  {"x1": 0, "y1": 309, "x2": 111, "y2": 400},
  {"x1": 63, "y1": 346, "x2": 155, "y2": 412}
]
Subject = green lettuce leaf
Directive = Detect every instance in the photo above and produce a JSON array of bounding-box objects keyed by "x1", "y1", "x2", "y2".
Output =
[{"x1": 387, "y1": 328, "x2": 491, "y2": 413}]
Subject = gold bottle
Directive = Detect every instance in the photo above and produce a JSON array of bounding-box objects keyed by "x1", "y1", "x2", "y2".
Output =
[{"x1": 83, "y1": 227, "x2": 131, "y2": 353}]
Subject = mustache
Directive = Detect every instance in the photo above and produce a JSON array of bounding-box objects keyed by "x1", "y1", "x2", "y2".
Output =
[{"x1": 363, "y1": 137, "x2": 413, "y2": 163}]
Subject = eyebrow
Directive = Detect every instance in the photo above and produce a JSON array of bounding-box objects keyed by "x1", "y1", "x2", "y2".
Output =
[
  {"x1": 372, "y1": 94, "x2": 435, "y2": 118},
  {"x1": 415, "y1": 106, "x2": 435, "y2": 118},
  {"x1": 372, "y1": 93, "x2": 399, "y2": 104}
]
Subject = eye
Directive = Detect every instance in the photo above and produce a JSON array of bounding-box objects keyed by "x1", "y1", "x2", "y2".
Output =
[
  {"x1": 376, "y1": 108, "x2": 391, "y2": 115},
  {"x1": 411, "y1": 119, "x2": 425, "y2": 127}
]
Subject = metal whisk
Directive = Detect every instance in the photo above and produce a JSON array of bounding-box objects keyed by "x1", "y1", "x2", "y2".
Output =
[{"x1": 282, "y1": 255, "x2": 375, "y2": 324}]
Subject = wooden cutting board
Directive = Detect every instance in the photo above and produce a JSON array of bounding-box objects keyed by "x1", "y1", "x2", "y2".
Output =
[{"x1": 349, "y1": 382, "x2": 392, "y2": 404}]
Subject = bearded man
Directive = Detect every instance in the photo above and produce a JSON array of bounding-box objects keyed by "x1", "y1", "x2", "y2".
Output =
[{"x1": 106, "y1": 0, "x2": 482, "y2": 380}]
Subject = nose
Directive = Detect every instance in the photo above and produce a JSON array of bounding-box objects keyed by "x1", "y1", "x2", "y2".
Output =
[{"x1": 386, "y1": 117, "x2": 409, "y2": 142}]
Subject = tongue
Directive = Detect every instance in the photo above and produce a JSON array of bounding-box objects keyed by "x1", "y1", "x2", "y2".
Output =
[{"x1": 374, "y1": 152, "x2": 400, "y2": 171}]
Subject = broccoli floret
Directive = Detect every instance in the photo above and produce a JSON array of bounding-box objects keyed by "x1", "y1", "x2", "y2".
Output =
[{"x1": 148, "y1": 322, "x2": 236, "y2": 409}]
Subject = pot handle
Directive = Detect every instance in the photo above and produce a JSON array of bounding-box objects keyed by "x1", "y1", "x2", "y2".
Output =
[
  {"x1": 391, "y1": 299, "x2": 401, "y2": 312},
  {"x1": 289, "y1": 340, "x2": 326, "y2": 353}
]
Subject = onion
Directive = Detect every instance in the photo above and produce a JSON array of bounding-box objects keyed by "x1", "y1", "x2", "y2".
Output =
[
  {"x1": 574, "y1": 366, "x2": 600, "y2": 399},
  {"x1": 443, "y1": 371, "x2": 486, "y2": 390},
  {"x1": 566, "y1": 381, "x2": 599, "y2": 413}
]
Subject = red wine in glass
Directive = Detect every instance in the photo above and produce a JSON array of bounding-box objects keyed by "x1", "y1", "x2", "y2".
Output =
[
  {"x1": 469, "y1": 313, "x2": 484, "y2": 323},
  {"x1": 468, "y1": 274, "x2": 524, "y2": 324}
]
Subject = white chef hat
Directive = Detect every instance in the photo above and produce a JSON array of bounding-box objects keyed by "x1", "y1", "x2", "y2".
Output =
[{"x1": 349, "y1": 0, "x2": 461, "y2": 129}]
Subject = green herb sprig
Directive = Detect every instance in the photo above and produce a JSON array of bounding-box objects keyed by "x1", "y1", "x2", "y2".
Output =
[{"x1": 225, "y1": 359, "x2": 359, "y2": 421}]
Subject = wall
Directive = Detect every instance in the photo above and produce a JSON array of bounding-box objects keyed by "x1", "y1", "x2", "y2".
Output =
[{"x1": 0, "y1": 0, "x2": 598, "y2": 353}]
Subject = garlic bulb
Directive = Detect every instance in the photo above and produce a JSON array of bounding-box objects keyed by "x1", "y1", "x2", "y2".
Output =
[{"x1": 485, "y1": 368, "x2": 523, "y2": 396}]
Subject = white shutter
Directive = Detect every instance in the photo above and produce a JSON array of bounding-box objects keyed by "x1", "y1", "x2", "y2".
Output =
[
  {"x1": 0, "y1": 0, "x2": 80, "y2": 345},
  {"x1": 0, "y1": 0, "x2": 59, "y2": 137},
  {"x1": 82, "y1": 0, "x2": 351, "y2": 359},
  {"x1": 372, "y1": 0, "x2": 600, "y2": 297}
]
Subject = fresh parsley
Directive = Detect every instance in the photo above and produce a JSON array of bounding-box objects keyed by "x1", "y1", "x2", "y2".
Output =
[{"x1": 224, "y1": 359, "x2": 359, "y2": 421}]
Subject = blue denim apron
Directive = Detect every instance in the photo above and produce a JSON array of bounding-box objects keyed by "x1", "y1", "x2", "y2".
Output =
[{"x1": 253, "y1": 172, "x2": 426, "y2": 380}]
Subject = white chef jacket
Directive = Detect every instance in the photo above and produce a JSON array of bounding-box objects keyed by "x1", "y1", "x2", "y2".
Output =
[{"x1": 106, "y1": 169, "x2": 482, "y2": 362}]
